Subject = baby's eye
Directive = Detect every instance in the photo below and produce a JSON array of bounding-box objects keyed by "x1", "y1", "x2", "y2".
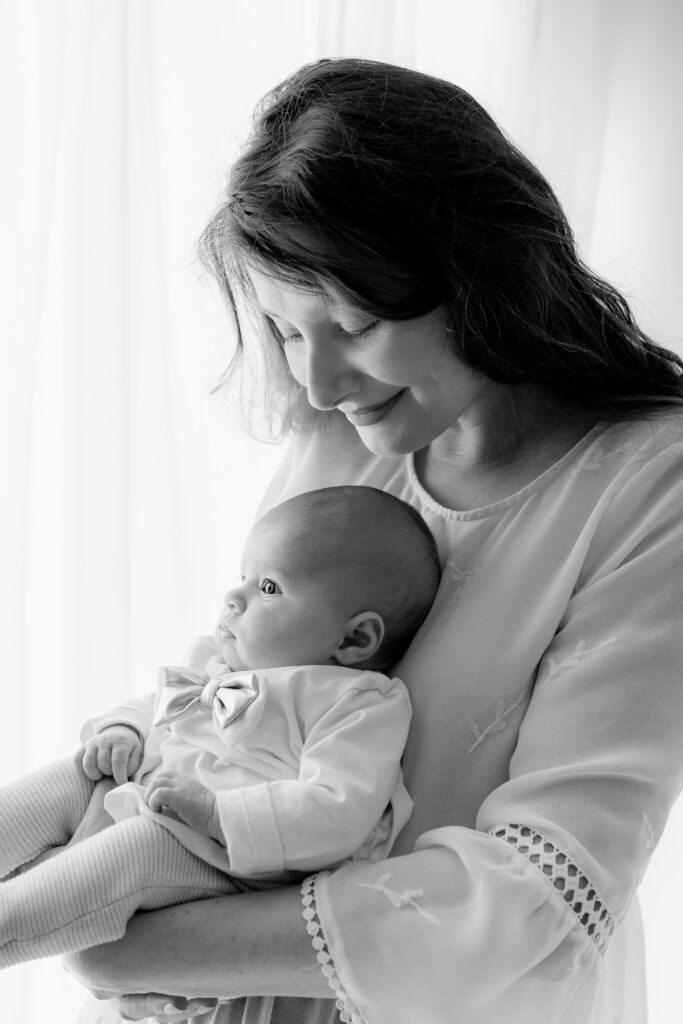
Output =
[{"x1": 260, "y1": 578, "x2": 282, "y2": 596}]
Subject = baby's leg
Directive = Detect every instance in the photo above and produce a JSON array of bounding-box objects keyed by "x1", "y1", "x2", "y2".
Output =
[
  {"x1": 0, "y1": 815, "x2": 246, "y2": 968},
  {"x1": 0, "y1": 757, "x2": 95, "y2": 878}
]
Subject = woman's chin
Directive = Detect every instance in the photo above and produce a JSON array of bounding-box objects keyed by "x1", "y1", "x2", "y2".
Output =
[{"x1": 353, "y1": 423, "x2": 422, "y2": 457}]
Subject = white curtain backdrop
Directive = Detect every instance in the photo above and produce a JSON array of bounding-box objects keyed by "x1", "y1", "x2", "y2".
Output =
[{"x1": 1, "y1": 1, "x2": 681, "y2": 1021}]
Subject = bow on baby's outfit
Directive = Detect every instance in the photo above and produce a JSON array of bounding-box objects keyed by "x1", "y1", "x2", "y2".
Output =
[{"x1": 154, "y1": 667, "x2": 260, "y2": 730}]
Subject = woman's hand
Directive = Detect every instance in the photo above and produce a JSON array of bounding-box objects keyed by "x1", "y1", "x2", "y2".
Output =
[{"x1": 111, "y1": 993, "x2": 218, "y2": 1022}]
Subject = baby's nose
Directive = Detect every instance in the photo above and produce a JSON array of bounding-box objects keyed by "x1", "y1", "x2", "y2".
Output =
[{"x1": 224, "y1": 588, "x2": 245, "y2": 613}]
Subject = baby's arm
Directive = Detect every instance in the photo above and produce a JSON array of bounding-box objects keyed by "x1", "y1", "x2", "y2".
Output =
[{"x1": 215, "y1": 675, "x2": 412, "y2": 875}]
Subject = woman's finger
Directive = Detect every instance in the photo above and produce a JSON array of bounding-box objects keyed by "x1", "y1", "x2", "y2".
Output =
[
  {"x1": 114, "y1": 992, "x2": 185, "y2": 1021},
  {"x1": 114, "y1": 993, "x2": 217, "y2": 1022}
]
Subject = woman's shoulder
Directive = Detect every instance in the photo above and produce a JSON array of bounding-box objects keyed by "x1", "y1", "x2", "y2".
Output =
[
  {"x1": 577, "y1": 407, "x2": 683, "y2": 486},
  {"x1": 562, "y1": 408, "x2": 683, "y2": 577},
  {"x1": 597, "y1": 405, "x2": 683, "y2": 449}
]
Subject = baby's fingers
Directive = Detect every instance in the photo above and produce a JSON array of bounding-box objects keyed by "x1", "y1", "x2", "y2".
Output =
[
  {"x1": 145, "y1": 776, "x2": 178, "y2": 814},
  {"x1": 127, "y1": 742, "x2": 144, "y2": 779},
  {"x1": 81, "y1": 740, "x2": 105, "y2": 781},
  {"x1": 110, "y1": 741, "x2": 136, "y2": 785}
]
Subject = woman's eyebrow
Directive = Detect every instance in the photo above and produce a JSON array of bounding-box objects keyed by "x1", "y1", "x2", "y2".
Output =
[
  {"x1": 255, "y1": 288, "x2": 333, "y2": 320},
  {"x1": 259, "y1": 298, "x2": 355, "y2": 320}
]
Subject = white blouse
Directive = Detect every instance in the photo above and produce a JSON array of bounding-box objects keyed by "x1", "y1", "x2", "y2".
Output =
[{"x1": 252, "y1": 409, "x2": 683, "y2": 1024}]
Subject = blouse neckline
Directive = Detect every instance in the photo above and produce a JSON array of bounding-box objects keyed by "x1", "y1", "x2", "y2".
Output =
[{"x1": 406, "y1": 421, "x2": 606, "y2": 521}]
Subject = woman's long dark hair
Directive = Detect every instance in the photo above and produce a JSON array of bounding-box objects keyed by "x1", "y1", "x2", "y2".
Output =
[{"x1": 198, "y1": 57, "x2": 683, "y2": 437}]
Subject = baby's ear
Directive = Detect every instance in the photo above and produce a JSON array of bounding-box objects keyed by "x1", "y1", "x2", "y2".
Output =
[{"x1": 335, "y1": 612, "x2": 385, "y2": 667}]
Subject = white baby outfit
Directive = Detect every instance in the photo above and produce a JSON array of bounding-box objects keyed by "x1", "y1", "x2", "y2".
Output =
[
  {"x1": 0, "y1": 641, "x2": 411, "y2": 967},
  {"x1": 96, "y1": 640, "x2": 413, "y2": 878}
]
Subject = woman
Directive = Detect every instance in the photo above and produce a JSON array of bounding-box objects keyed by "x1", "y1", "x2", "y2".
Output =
[{"x1": 69, "y1": 57, "x2": 683, "y2": 1024}]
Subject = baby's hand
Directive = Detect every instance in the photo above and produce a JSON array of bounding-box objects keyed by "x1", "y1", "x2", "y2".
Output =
[
  {"x1": 81, "y1": 725, "x2": 144, "y2": 786},
  {"x1": 145, "y1": 772, "x2": 222, "y2": 841}
]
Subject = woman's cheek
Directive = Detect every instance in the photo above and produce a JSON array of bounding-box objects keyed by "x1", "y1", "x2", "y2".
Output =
[{"x1": 284, "y1": 345, "x2": 306, "y2": 386}]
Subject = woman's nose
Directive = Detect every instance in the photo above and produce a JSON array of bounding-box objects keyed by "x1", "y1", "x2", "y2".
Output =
[{"x1": 301, "y1": 336, "x2": 357, "y2": 411}]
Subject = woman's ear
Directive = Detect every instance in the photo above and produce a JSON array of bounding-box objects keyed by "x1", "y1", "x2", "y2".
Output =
[{"x1": 335, "y1": 612, "x2": 385, "y2": 667}]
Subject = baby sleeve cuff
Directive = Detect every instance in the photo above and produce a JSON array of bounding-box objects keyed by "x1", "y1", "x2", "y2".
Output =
[
  {"x1": 216, "y1": 784, "x2": 286, "y2": 876},
  {"x1": 79, "y1": 707, "x2": 150, "y2": 744}
]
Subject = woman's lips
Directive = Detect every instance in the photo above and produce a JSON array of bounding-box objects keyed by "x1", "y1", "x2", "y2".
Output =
[{"x1": 342, "y1": 390, "x2": 405, "y2": 426}]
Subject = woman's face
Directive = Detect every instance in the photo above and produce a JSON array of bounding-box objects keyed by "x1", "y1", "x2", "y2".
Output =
[{"x1": 248, "y1": 268, "x2": 496, "y2": 456}]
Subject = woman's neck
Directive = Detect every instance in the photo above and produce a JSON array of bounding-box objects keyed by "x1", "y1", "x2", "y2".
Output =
[{"x1": 416, "y1": 387, "x2": 597, "y2": 511}]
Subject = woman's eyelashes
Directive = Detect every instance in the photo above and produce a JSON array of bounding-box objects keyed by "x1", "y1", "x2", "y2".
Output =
[
  {"x1": 341, "y1": 319, "x2": 380, "y2": 340},
  {"x1": 266, "y1": 316, "x2": 380, "y2": 344}
]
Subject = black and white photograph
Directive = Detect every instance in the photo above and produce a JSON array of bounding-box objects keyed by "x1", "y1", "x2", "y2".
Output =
[{"x1": 1, "y1": 2, "x2": 682, "y2": 1023}]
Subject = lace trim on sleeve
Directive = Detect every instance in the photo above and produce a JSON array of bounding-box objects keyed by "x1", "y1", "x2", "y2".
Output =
[
  {"x1": 300, "y1": 873, "x2": 365, "y2": 1024},
  {"x1": 488, "y1": 824, "x2": 615, "y2": 955}
]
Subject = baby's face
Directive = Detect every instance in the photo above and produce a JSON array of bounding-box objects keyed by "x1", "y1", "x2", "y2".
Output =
[{"x1": 215, "y1": 513, "x2": 353, "y2": 671}]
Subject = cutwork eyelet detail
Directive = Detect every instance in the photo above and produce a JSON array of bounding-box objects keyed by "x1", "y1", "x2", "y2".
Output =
[{"x1": 488, "y1": 824, "x2": 615, "y2": 955}]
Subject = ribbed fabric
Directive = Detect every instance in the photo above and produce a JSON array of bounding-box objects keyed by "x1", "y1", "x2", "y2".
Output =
[
  {"x1": 0, "y1": 812, "x2": 242, "y2": 967},
  {"x1": 0, "y1": 756, "x2": 93, "y2": 878}
]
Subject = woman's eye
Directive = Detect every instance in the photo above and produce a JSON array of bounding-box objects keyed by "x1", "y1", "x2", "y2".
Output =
[
  {"x1": 266, "y1": 317, "x2": 301, "y2": 344},
  {"x1": 267, "y1": 316, "x2": 380, "y2": 344},
  {"x1": 339, "y1": 320, "x2": 380, "y2": 340},
  {"x1": 260, "y1": 578, "x2": 281, "y2": 596},
  {"x1": 280, "y1": 329, "x2": 303, "y2": 344}
]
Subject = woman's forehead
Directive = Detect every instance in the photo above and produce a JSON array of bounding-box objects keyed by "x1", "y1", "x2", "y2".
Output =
[{"x1": 246, "y1": 265, "x2": 353, "y2": 319}]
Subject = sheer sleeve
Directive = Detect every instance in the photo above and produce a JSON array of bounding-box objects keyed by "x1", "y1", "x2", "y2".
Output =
[{"x1": 308, "y1": 432, "x2": 683, "y2": 1024}]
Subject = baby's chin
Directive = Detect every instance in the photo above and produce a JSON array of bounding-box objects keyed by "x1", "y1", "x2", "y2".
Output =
[{"x1": 215, "y1": 636, "x2": 243, "y2": 672}]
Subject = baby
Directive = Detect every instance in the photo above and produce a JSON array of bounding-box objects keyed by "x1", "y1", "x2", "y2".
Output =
[{"x1": 0, "y1": 485, "x2": 440, "y2": 968}]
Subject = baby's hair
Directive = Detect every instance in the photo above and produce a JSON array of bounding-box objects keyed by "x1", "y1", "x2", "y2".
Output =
[{"x1": 262, "y1": 485, "x2": 441, "y2": 671}]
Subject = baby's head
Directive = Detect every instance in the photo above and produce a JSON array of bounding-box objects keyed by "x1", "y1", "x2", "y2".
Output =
[{"x1": 216, "y1": 486, "x2": 440, "y2": 673}]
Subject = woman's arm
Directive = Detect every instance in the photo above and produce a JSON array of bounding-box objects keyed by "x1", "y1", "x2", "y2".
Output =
[{"x1": 65, "y1": 883, "x2": 330, "y2": 1000}]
